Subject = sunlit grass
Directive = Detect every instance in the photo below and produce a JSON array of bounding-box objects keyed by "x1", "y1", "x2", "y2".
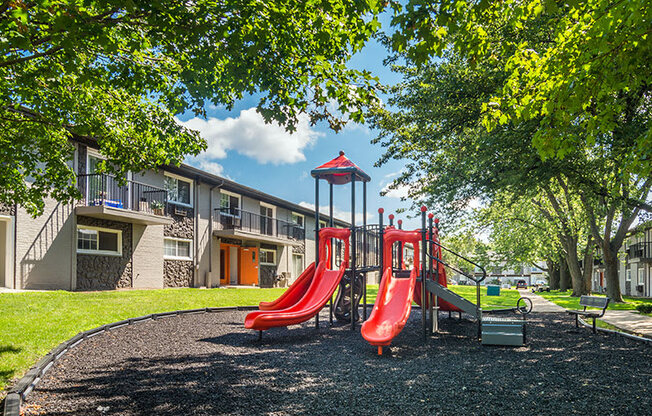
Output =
[{"x1": 538, "y1": 290, "x2": 652, "y2": 311}]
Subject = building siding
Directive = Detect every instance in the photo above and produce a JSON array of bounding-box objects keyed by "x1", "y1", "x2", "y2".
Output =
[
  {"x1": 15, "y1": 200, "x2": 74, "y2": 290},
  {"x1": 132, "y1": 223, "x2": 164, "y2": 288}
]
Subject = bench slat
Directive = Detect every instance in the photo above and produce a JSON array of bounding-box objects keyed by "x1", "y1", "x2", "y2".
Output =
[{"x1": 579, "y1": 295, "x2": 609, "y2": 309}]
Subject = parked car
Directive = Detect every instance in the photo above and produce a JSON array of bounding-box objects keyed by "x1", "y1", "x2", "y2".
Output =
[
  {"x1": 516, "y1": 279, "x2": 527, "y2": 289},
  {"x1": 532, "y1": 280, "x2": 550, "y2": 292}
]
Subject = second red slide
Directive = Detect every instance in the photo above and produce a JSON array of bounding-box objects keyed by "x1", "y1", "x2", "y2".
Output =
[{"x1": 361, "y1": 228, "x2": 421, "y2": 355}]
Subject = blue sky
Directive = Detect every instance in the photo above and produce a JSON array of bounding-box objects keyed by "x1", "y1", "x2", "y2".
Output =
[{"x1": 176, "y1": 13, "x2": 424, "y2": 229}]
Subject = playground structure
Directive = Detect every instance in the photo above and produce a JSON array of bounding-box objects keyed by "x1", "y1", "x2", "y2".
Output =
[{"x1": 245, "y1": 151, "x2": 529, "y2": 352}]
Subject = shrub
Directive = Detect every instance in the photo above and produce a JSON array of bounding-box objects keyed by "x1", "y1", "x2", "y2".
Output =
[{"x1": 636, "y1": 304, "x2": 652, "y2": 314}]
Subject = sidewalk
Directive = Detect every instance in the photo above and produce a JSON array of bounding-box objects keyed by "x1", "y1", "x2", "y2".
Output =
[{"x1": 520, "y1": 289, "x2": 652, "y2": 337}]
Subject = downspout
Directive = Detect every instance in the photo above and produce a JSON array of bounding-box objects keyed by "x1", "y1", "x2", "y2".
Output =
[
  {"x1": 194, "y1": 177, "x2": 199, "y2": 287},
  {"x1": 208, "y1": 180, "x2": 224, "y2": 287}
]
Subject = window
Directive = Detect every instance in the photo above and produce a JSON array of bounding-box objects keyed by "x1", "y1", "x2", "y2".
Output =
[
  {"x1": 219, "y1": 191, "x2": 240, "y2": 216},
  {"x1": 637, "y1": 267, "x2": 644, "y2": 285},
  {"x1": 77, "y1": 226, "x2": 121, "y2": 256},
  {"x1": 626, "y1": 268, "x2": 631, "y2": 282},
  {"x1": 319, "y1": 220, "x2": 328, "y2": 229},
  {"x1": 260, "y1": 203, "x2": 275, "y2": 235},
  {"x1": 260, "y1": 249, "x2": 276, "y2": 265},
  {"x1": 164, "y1": 238, "x2": 192, "y2": 260},
  {"x1": 291, "y1": 213, "x2": 304, "y2": 228},
  {"x1": 164, "y1": 174, "x2": 192, "y2": 206}
]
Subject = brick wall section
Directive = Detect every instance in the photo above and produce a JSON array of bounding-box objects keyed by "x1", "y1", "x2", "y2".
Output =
[
  {"x1": 164, "y1": 260, "x2": 193, "y2": 287},
  {"x1": 76, "y1": 216, "x2": 132, "y2": 290}
]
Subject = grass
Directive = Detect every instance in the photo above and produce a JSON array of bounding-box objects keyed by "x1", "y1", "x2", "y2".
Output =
[
  {"x1": 448, "y1": 284, "x2": 524, "y2": 311},
  {"x1": 0, "y1": 282, "x2": 522, "y2": 398},
  {"x1": 0, "y1": 287, "x2": 286, "y2": 397},
  {"x1": 538, "y1": 290, "x2": 652, "y2": 311}
]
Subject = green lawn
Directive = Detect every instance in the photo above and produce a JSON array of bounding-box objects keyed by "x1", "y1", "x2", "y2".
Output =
[
  {"x1": 0, "y1": 283, "x2": 518, "y2": 398},
  {"x1": 538, "y1": 290, "x2": 652, "y2": 311},
  {"x1": 448, "y1": 284, "x2": 524, "y2": 310},
  {"x1": 0, "y1": 287, "x2": 286, "y2": 397}
]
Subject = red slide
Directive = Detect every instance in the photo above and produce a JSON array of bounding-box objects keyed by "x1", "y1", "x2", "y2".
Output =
[
  {"x1": 245, "y1": 228, "x2": 350, "y2": 331},
  {"x1": 361, "y1": 228, "x2": 421, "y2": 355},
  {"x1": 258, "y1": 262, "x2": 315, "y2": 311}
]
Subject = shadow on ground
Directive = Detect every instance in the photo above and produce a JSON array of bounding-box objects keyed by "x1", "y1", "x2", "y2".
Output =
[{"x1": 23, "y1": 310, "x2": 652, "y2": 416}]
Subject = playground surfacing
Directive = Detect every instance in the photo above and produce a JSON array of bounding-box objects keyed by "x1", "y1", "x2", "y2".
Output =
[{"x1": 23, "y1": 310, "x2": 651, "y2": 416}]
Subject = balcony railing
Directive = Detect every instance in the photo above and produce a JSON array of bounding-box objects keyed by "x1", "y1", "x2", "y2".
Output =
[
  {"x1": 214, "y1": 207, "x2": 305, "y2": 241},
  {"x1": 77, "y1": 173, "x2": 168, "y2": 216},
  {"x1": 627, "y1": 242, "x2": 652, "y2": 261}
]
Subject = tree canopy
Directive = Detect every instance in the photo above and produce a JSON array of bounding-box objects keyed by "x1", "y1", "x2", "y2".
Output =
[
  {"x1": 389, "y1": 0, "x2": 651, "y2": 176},
  {"x1": 1, "y1": 0, "x2": 385, "y2": 215}
]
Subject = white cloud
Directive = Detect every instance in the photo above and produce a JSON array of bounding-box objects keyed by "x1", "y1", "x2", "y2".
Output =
[
  {"x1": 298, "y1": 201, "x2": 375, "y2": 225},
  {"x1": 194, "y1": 160, "x2": 224, "y2": 176},
  {"x1": 379, "y1": 169, "x2": 411, "y2": 200},
  {"x1": 178, "y1": 108, "x2": 323, "y2": 165},
  {"x1": 382, "y1": 183, "x2": 410, "y2": 199}
]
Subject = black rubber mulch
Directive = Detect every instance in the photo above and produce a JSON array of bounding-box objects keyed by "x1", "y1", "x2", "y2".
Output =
[{"x1": 22, "y1": 310, "x2": 652, "y2": 416}]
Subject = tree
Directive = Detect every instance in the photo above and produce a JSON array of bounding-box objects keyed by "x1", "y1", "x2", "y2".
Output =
[
  {"x1": 1, "y1": 1, "x2": 385, "y2": 215},
  {"x1": 377, "y1": 1, "x2": 651, "y2": 300},
  {"x1": 389, "y1": 0, "x2": 652, "y2": 179},
  {"x1": 476, "y1": 194, "x2": 563, "y2": 285}
]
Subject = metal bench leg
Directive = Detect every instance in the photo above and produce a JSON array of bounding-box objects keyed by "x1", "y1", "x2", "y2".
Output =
[
  {"x1": 575, "y1": 314, "x2": 579, "y2": 328},
  {"x1": 592, "y1": 318, "x2": 596, "y2": 334}
]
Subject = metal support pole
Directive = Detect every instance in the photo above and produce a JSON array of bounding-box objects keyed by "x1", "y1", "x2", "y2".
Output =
[
  {"x1": 315, "y1": 178, "x2": 320, "y2": 330},
  {"x1": 329, "y1": 182, "x2": 334, "y2": 326},
  {"x1": 350, "y1": 177, "x2": 356, "y2": 330},
  {"x1": 420, "y1": 207, "x2": 427, "y2": 340},
  {"x1": 362, "y1": 181, "x2": 367, "y2": 321},
  {"x1": 428, "y1": 214, "x2": 435, "y2": 335},
  {"x1": 378, "y1": 208, "x2": 384, "y2": 286},
  {"x1": 398, "y1": 219, "x2": 403, "y2": 269}
]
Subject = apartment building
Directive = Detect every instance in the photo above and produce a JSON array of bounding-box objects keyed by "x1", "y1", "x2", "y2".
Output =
[
  {"x1": 0, "y1": 139, "x2": 346, "y2": 291},
  {"x1": 591, "y1": 223, "x2": 652, "y2": 297}
]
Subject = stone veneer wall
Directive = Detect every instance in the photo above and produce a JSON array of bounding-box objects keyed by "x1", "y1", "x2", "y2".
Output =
[
  {"x1": 163, "y1": 205, "x2": 194, "y2": 287},
  {"x1": 77, "y1": 144, "x2": 87, "y2": 175},
  {"x1": 625, "y1": 280, "x2": 631, "y2": 296},
  {"x1": 164, "y1": 260, "x2": 193, "y2": 287},
  {"x1": 259, "y1": 265, "x2": 277, "y2": 288},
  {"x1": 0, "y1": 203, "x2": 15, "y2": 216},
  {"x1": 76, "y1": 216, "x2": 132, "y2": 290}
]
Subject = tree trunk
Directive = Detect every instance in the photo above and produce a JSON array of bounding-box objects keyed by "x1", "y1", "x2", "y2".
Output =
[
  {"x1": 563, "y1": 238, "x2": 586, "y2": 297},
  {"x1": 547, "y1": 259, "x2": 560, "y2": 289},
  {"x1": 602, "y1": 243, "x2": 624, "y2": 302},
  {"x1": 559, "y1": 257, "x2": 570, "y2": 291}
]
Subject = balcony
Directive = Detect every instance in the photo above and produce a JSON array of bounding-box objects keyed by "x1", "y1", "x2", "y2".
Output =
[
  {"x1": 75, "y1": 173, "x2": 172, "y2": 225},
  {"x1": 627, "y1": 242, "x2": 652, "y2": 262},
  {"x1": 213, "y1": 207, "x2": 304, "y2": 245}
]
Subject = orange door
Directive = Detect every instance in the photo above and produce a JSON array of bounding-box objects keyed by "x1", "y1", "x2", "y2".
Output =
[{"x1": 239, "y1": 247, "x2": 259, "y2": 285}]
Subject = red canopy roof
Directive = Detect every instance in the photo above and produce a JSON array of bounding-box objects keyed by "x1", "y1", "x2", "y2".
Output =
[{"x1": 311, "y1": 151, "x2": 371, "y2": 185}]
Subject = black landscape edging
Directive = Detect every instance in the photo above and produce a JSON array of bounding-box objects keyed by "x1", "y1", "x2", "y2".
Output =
[
  {"x1": 2, "y1": 306, "x2": 257, "y2": 416},
  {"x1": 577, "y1": 316, "x2": 652, "y2": 345}
]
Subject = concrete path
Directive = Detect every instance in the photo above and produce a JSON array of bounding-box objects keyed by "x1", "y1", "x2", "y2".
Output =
[
  {"x1": 601, "y1": 310, "x2": 652, "y2": 338},
  {"x1": 517, "y1": 289, "x2": 565, "y2": 312},
  {"x1": 518, "y1": 289, "x2": 652, "y2": 337}
]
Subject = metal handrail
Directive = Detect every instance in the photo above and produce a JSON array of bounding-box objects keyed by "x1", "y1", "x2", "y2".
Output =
[
  {"x1": 425, "y1": 238, "x2": 487, "y2": 324},
  {"x1": 213, "y1": 207, "x2": 305, "y2": 240},
  {"x1": 76, "y1": 173, "x2": 168, "y2": 216}
]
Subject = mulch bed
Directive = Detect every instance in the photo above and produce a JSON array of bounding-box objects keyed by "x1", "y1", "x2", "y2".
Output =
[{"x1": 23, "y1": 310, "x2": 651, "y2": 415}]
